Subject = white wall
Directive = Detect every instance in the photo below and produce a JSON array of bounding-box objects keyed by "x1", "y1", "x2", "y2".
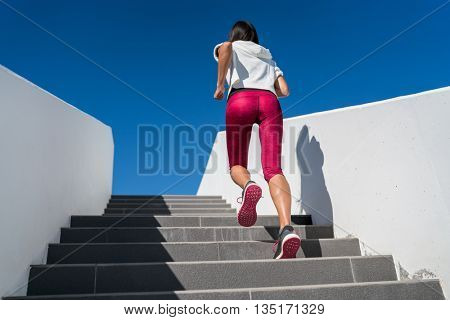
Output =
[
  {"x1": 198, "y1": 87, "x2": 450, "y2": 297},
  {"x1": 0, "y1": 65, "x2": 114, "y2": 297}
]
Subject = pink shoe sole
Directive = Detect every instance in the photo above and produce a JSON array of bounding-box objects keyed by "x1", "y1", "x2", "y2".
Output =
[
  {"x1": 277, "y1": 234, "x2": 301, "y2": 259},
  {"x1": 237, "y1": 184, "x2": 262, "y2": 227}
]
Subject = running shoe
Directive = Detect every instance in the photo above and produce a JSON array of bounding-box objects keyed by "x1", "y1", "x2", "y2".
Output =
[
  {"x1": 273, "y1": 225, "x2": 301, "y2": 259},
  {"x1": 236, "y1": 180, "x2": 262, "y2": 227}
]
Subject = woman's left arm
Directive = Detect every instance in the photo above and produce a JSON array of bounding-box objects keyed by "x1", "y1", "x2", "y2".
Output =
[{"x1": 214, "y1": 41, "x2": 232, "y2": 100}]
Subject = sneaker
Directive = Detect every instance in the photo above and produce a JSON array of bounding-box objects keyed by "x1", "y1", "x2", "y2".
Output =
[
  {"x1": 272, "y1": 225, "x2": 301, "y2": 259},
  {"x1": 236, "y1": 180, "x2": 262, "y2": 227}
]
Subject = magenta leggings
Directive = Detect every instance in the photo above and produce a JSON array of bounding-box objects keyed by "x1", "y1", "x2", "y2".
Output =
[{"x1": 226, "y1": 89, "x2": 284, "y2": 182}]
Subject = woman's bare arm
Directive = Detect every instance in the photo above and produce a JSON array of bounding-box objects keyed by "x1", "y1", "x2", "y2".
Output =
[
  {"x1": 274, "y1": 75, "x2": 290, "y2": 98},
  {"x1": 214, "y1": 41, "x2": 232, "y2": 100}
]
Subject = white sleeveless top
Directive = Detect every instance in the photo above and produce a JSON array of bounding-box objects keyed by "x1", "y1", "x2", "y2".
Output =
[{"x1": 213, "y1": 40, "x2": 283, "y2": 96}]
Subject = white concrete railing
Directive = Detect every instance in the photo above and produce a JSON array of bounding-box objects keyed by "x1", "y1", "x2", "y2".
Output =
[
  {"x1": 198, "y1": 87, "x2": 450, "y2": 297},
  {"x1": 0, "y1": 65, "x2": 114, "y2": 297}
]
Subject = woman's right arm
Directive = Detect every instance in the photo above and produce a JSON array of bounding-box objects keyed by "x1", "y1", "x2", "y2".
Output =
[
  {"x1": 274, "y1": 75, "x2": 290, "y2": 98},
  {"x1": 214, "y1": 41, "x2": 232, "y2": 100}
]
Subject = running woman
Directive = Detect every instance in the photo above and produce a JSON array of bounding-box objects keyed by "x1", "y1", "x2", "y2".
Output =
[{"x1": 213, "y1": 21, "x2": 301, "y2": 259}]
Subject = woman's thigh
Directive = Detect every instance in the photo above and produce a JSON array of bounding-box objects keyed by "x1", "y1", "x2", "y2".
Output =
[
  {"x1": 258, "y1": 93, "x2": 284, "y2": 181},
  {"x1": 225, "y1": 93, "x2": 259, "y2": 168}
]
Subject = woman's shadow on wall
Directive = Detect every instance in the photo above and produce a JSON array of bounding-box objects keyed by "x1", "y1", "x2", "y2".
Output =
[{"x1": 296, "y1": 125, "x2": 333, "y2": 225}]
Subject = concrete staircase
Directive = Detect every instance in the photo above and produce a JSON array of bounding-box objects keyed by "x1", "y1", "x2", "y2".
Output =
[{"x1": 5, "y1": 195, "x2": 445, "y2": 299}]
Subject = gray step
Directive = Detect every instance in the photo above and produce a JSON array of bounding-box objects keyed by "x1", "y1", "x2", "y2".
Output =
[
  {"x1": 103, "y1": 212, "x2": 238, "y2": 217},
  {"x1": 70, "y1": 215, "x2": 313, "y2": 228},
  {"x1": 26, "y1": 256, "x2": 397, "y2": 296},
  {"x1": 111, "y1": 195, "x2": 222, "y2": 200},
  {"x1": 108, "y1": 199, "x2": 228, "y2": 204},
  {"x1": 60, "y1": 225, "x2": 334, "y2": 243},
  {"x1": 106, "y1": 203, "x2": 232, "y2": 209},
  {"x1": 9, "y1": 280, "x2": 444, "y2": 300},
  {"x1": 47, "y1": 238, "x2": 360, "y2": 264},
  {"x1": 104, "y1": 208, "x2": 236, "y2": 214}
]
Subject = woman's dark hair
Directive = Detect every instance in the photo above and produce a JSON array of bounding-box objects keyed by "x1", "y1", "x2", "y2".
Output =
[{"x1": 228, "y1": 21, "x2": 259, "y2": 44}]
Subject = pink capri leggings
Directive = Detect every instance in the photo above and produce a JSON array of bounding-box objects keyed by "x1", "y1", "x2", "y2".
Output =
[{"x1": 225, "y1": 89, "x2": 284, "y2": 182}]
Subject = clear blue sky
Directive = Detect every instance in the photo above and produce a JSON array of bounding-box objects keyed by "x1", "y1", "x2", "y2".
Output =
[{"x1": 1, "y1": 0, "x2": 449, "y2": 195}]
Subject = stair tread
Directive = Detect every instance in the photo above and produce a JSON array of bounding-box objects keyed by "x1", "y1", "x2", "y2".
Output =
[
  {"x1": 104, "y1": 210, "x2": 237, "y2": 214},
  {"x1": 8, "y1": 280, "x2": 443, "y2": 300},
  {"x1": 111, "y1": 195, "x2": 222, "y2": 198},
  {"x1": 33, "y1": 255, "x2": 393, "y2": 267},
  {"x1": 50, "y1": 238, "x2": 351, "y2": 245},
  {"x1": 102, "y1": 213, "x2": 238, "y2": 216},
  {"x1": 74, "y1": 215, "x2": 311, "y2": 219},
  {"x1": 73, "y1": 214, "x2": 311, "y2": 217},
  {"x1": 70, "y1": 215, "x2": 313, "y2": 227},
  {"x1": 108, "y1": 200, "x2": 227, "y2": 203},
  {"x1": 26, "y1": 255, "x2": 397, "y2": 296},
  {"x1": 62, "y1": 225, "x2": 329, "y2": 229},
  {"x1": 105, "y1": 208, "x2": 236, "y2": 210},
  {"x1": 46, "y1": 238, "x2": 361, "y2": 263},
  {"x1": 59, "y1": 225, "x2": 334, "y2": 243}
]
